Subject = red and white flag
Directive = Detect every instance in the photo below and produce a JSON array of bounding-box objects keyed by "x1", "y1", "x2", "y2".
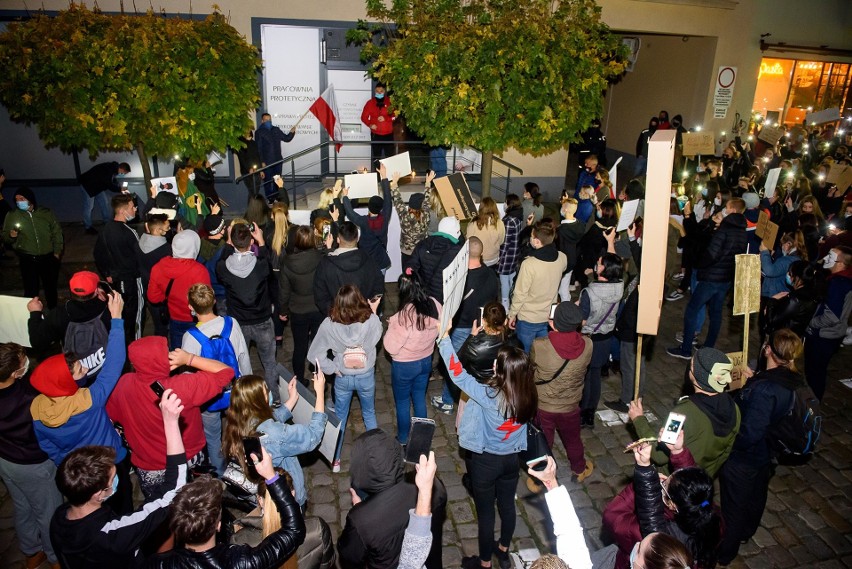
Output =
[{"x1": 308, "y1": 84, "x2": 343, "y2": 152}]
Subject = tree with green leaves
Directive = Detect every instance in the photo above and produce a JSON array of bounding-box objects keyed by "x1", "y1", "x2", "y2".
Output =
[
  {"x1": 349, "y1": 0, "x2": 627, "y2": 195},
  {"x1": 0, "y1": 4, "x2": 261, "y2": 183}
]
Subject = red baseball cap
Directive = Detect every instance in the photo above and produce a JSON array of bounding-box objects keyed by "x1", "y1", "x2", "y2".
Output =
[{"x1": 69, "y1": 271, "x2": 99, "y2": 296}]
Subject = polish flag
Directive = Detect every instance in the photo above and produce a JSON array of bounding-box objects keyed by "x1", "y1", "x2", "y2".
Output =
[{"x1": 308, "y1": 84, "x2": 343, "y2": 152}]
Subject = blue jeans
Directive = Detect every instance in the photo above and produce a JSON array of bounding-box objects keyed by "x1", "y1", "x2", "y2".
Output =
[
  {"x1": 580, "y1": 337, "x2": 614, "y2": 411},
  {"x1": 169, "y1": 319, "x2": 196, "y2": 351},
  {"x1": 240, "y1": 318, "x2": 280, "y2": 405},
  {"x1": 201, "y1": 410, "x2": 225, "y2": 476},
  {"x1": 0, "y1": 457, "x2": 63, "y2": 563},
  {"x1": 334, "y1": 369, "x2": 378, "y2": 460},
  {"x1": 81, "y1": 187, "x2": 111, "y2": 229},
  {"x1": 429, "y1": 147, "x2": 448, "y2": 178},
  {"x1": 441, "y1": 327, "x2": 471, "y2": 404},
  {"x1": 391, "y1": 356, "x2": 432, "y2": 444},
  {"x1": 681, "y1": 281, "x2": 730, "y2": 353},
  {"x1": 516, "y1": 320, "x2": 549, "y2": 353},
  {"x1": 499, "y1": 272, "x2": 516, "y2": 311}
]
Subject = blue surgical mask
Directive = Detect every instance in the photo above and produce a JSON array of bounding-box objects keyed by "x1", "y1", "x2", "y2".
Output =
[
  {"x1": 111, "y1": 474, "x2": 119, "y2": 495},
  {"x1": 785, "y1": 274, "x2": 794, "y2": 287},
  {"x1": 116, "y1": 172, "x2": 126, "y2": 178},
  {"x1": 375, "y1": 92, "x2": 385, "y2": 99},
  {"x1": 268, "y1": 389, "x2": 274, "y2": 407},
  {"x1": 629, "y1": 542, "x2": 640, "y2": 568},
  {"x1": 701, "y1": 188, "x2": 708, "y2": 197},
  {"x1": 16, "y1": 201, "x2": 29, "y2": 211}
]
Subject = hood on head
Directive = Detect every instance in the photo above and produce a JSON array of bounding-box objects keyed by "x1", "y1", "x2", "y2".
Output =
[
  {"x1": 172, "y1": 230, "x2": 201, "y2": 259},
  {"x1": 128, "y1": 336, "x2": 170, "y2": 380},
  {"x1": 349, "y1": 429, "x2": 403, "y2": 495},
  {"x1": 31, "y1": 354, "x2": 78, "y2": 397},
  {"x1": 15, "y1": 186, "x2": 37, "y2": 208}
]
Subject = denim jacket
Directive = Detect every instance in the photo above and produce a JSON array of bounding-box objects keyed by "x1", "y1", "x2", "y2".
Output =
[
  {"x1": 257, "y1": 406, "x2": 328, "y2": 505},
  {"x1": 438, "y1": 337, "x2": 527, "y2": 455}
]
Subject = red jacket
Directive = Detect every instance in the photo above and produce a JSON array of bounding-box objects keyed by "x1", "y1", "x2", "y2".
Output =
[
  {"x1": 361, "y1": 97, "x2": 395, "y2": 136},
  {"x1": 147, "y1": 257, "x2": 211, "y2": 322},
  {"x1": 105, "y1": 336, "x2": 233, "y2": 470}
]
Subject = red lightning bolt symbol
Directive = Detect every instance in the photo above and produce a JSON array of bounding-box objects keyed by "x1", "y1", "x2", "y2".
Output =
[
  {"x1": 449, "y1": 354, "x2": 463, "y2": 377},
  {"x1": 497, "y1": 419, "x2": 522, "y2": 441}
]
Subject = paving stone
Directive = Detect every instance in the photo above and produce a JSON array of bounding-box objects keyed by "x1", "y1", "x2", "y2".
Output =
[
  {"x1": 752, "y1": 526, "x2": 778, "y2": 548},
  {"x1": 450, "y1": 500, "x2": 475, "y2": 524},
  {"x1": 799, "y1": 508, "x2": 829, "y2": 531},
  {"x1": 821, "y1": 528, "x2": 852, "y2": 556},
  {"x1": 771, "y1": 526, "x2": 801, "y2": 549},
  {"x1": 457, "y1": 522, "x2": 479, "y2": 540},
  {"x1": 823, "y1": 507, "x2": 852, "y2": 533},
  {"x1": 802, "y1": 534, "x2": 836, "y2": 561},
  {"x1": 309, "y1": 485, "x2": 336, "y2": 504}
]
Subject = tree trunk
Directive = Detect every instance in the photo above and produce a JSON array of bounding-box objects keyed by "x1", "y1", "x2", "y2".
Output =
[
  {"x1": 480, "y1": 150, "x2": 493, "y2": 198},
  {"x1": 135, "y1": 142, "x2": 153, "y2": 188}
]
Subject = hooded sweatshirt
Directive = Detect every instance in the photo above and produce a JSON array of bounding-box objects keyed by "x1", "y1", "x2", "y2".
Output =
[
  {"x1": 313, "y1": 248, "x2": 385, "y2": 316},
  {"x1": 217, "y1": 245, "x2": 273, "y2": 325},
  {"x1": 105, "y1": 336, "x2": 233, "y2": 471},
  {"x1": 138, "y1": 233, "x2": 170, "y2": 284},
  {"x1": 147, "y1": 231, "x2": 210, "y2": 322},
  {"x1": 634, "y1": 385, "x2": 740, "y2": 478},
  {"x1": 532, "y1": 331, "x2": 593, "y2": 413},
  {"x1": 307, "y1": 315, "x2": 383, "y2": 376},
  {"x1": 27, "y1": 296, "x2": 111, "y2": 355},
  {"x1": 807, "y1": 267, "x2": 852, "y2": 339},
  {"x1": 30, "y1": 318, "x2": 126, "y2": 465},
  {"x1": 338, "y1": 429, "x2": 447, "y2": 569},
  {"x1": 509, "y1": 244, "x2": 567, "y2": 323}
]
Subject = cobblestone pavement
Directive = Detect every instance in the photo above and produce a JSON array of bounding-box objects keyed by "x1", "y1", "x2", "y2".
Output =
[{"x1": 2, "y1": 226, "x2": 852, "y2": 568}]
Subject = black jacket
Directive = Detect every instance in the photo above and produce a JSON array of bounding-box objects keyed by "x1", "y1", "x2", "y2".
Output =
[
  {"x1": 79, "y1": 162, "x2": 121, "y2": 197},
  {"x1": 28, "y1": 297, "x2": 111, "y2": 354},
  {"x1": 342, "y1": 179, "x2": 393, "y2": 270},
  {"x1": 339, "y1": 430, "x2": 447, "y2": 569},
  {"x1": 279, "y1": 248, "x2": 324, "y2": 316},
  {"x1": 313, "y1": 249, "x2": 384, "y2": 317},
  {"x1": 216, "y1": 246, "x2": 273, "y2": 325},
  {"x1": 147, "y1": 476, "x2": 305, "y2": 569},
  {"x1": 695, "y1": 213, "x2": 747, "y2": 282},
  {"x1": 458, "y1": 330, "x2": 521, "y2": 382},
  {"x1": 454, "y1": 266, "x2": 499, "y2": 329},
  {"x1": 409, "y1": 234, "x2": 464, "y2": 303},
  {"x1": 633, "y1": 464, "x2": 693, "y2": 556},
  {"x1": 94, "y1": 220, "x2": 142, "y2": 281},
  {"x1": 763, "y1": 287, "x2": 819, "y2": 338},
  {"x1": 557, "y1": 220, "x2": 586, "y2": 272}
]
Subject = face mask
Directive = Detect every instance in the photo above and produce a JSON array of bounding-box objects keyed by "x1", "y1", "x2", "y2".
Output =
[
  {"x1": 785, "y1": 274, "x2": 794, "y2": 288},
  {"x1": 596, "y1": 210, "x2": 602, "y2": 219},
  {"x1": 188, "y1": 173, "x2": 196, "y2": 181},
  {"x1": 116, "y1": 172, "x2": 126, "y2": 178},
  {"x1": 125, "y1": 213, "x2": 135, "y2": 222},
  {"x1": 823, "y1": 251, "x2": 838, "y2": 269},
  {"x1": 845, "y1": 212, "x2": 852, "y2": 219},
  {"x1": 701, "y1": 188, "x2": 708, "y2": 197},
  {"x1": 16, "y1": 357, "x2": 30, "y2": 378},
  {"x1": 111, "y1": 474, "x2": 119, "y2": 495},
  {"x1": 714, "y1": 196, "x2": 722, "y2": 206},
  {"x1": 16, "y1": 201, "x2": 29, "y2": 211},
  {"x1": 629, "y1": 542, "x2": 640, "y2": 569},
  {"x1": 375, "y1": 92, "x2": 385, "y2": 99},
  {"x1": 268, "y1": 389, "x2": 274, "y2": 407},
  {"x1": 782, "y1": 246, "x2": 796, "y2": 257}
]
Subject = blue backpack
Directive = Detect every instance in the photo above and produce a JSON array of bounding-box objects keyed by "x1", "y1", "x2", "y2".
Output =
[{"x1": 187, "y1": 316, "x2": 240, "y2": 411}]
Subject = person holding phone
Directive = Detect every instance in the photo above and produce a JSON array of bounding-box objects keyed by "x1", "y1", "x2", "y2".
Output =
[
  {"x1": 78, "y1": 161, "x2": 130, "y2": 235},
  {"x1": 437, "y1": 322, "x2": 538, "y2": 569},
  {"x1": 221, "y1": 371, "x2": 327, "y2": 508},
  {"x1": 307, "y1": 285, "x2": 383, "y2": 473}
]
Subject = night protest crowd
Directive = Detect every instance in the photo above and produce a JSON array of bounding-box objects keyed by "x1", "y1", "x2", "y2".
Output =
[{"x1": 0, "y1": 106, "x2": 849, "y2": 569}]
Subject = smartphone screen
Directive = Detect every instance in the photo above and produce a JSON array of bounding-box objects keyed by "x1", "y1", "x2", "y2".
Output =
[
  {"x1": 526, "y1": 456, "x2": 548, "y2": 471},
  {"x1": 149, "y1": 381, "x2": 165, "y2": 398},
  {"x1": 660, "y1": 412, "x2": 686, "y2": 444},
  {"x1": 242, "y1": 437, "x2": 262, "y2": 479},
  {"x1": 405, "y1": 418, "x2": 436, "y2": 464}
]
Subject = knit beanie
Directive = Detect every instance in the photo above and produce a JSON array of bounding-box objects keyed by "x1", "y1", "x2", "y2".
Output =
[
  {"x1": 692, "y1": 347, "x2": 733, "y2": 393},
  {"x1": 408, "y1": 193, "x2": 425, "y2": 210},
  {"x1": 742, "y1": 192, "x2": 760, "y2": 210},
  {"x1": 31, "y1": 354, "x2": 78, "y2": 397},
  {"x1": 368, "y1": 195, "x2": 384, "y2": 215},
  {"x1": 553, "y1": 302, "x2": 583, "y2": 332},
  {"x1": 171, "y1": 230, "x2": 201, "y2": 259}
]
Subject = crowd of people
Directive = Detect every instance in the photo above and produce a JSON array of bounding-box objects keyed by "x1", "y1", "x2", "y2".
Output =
[{"x1": 0, "y1": 111, "x2": 849, "y2": 569}]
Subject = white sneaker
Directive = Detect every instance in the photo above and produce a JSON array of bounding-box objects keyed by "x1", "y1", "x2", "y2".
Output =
[
  {"x1": 843, "y1": 334, "x2": 852, "y2": 347},
  {"x1": 675, "y1": 331, "x2": 700, "y2": 345},
  {"x1": 332, "y1": 459, "x2": 341, "y2": 473}
]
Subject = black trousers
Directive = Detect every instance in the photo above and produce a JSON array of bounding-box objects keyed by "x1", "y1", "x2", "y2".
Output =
[
  {"x1": 18, "y1": 252, "x2": 60, "y2": 309},
  {"x1": 468, "y1": 451, "x2": 519, "y2": 561},
  {"x1": 718, "y1": 458, "x2": 773, "y2": 564},
  {"x1": 290, "y1": 310, "x2": 325, "y2": 384},
  {"x1": 115, "y1": 277, "x2": 144, "y2": 346},
  {"x1": 371, "y1": 132, "x2": 394, "y2": 162}
]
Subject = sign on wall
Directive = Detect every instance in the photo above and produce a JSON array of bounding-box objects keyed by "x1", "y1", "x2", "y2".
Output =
[
  {"x1": 261, "y1": 25, "x2": 322, "y2": 175},
  {"x1": 713, "y1": 66, "x2": 737, "y2": 119}
]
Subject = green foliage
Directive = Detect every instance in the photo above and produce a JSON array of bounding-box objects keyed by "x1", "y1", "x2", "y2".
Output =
[
  {"x1": 0, "y1": 4, "x2": 261, "y2": 162},
  {"x1": 354, "y1": 0, "x2": 627, "y2": 154}
]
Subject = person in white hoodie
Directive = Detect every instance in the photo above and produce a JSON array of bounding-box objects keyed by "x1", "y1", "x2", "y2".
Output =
[{"x1": 307, "y1": 284, "x2": 382, "y2": 472}]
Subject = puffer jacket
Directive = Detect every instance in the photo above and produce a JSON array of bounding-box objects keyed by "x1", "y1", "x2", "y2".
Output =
[
  {"x1": 532, "y1": 332, "x2": 592, "y2": 414},
  {"x1": 147, "y1": 476, "x2": 305, "y2": 569},
  {"x1": 695, "y1": 213, "x2": 748, "y2": 282},
  {"x1": 279, "y1": 248, "x2": 324, "y2": 316},
  {"x1": 409, "y1": 234, "x2": 464, "y2": 302},
  {"x1": 232, "y1": 515, "x2": 336, "y2": 569},
  {"x1": 457, "y1": 330, "x2": 521, "y2": 382}
]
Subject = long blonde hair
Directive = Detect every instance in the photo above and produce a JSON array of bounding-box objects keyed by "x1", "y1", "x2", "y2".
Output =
[
  {"x1": 270, "y1": 203, "x2": 289, "y2": 255},
  {"x1": 317, "y1": 188, "x2": 335, "y2": 210},
  {"x1": 257, "y1": 469, "x2": 298, "y2": 569},
  {"x1": 475, "y1": 197, "x2": 500, "y2": 229},
  {"x1": 221, "y1": 375, "x2": 274, "y2": 480}
]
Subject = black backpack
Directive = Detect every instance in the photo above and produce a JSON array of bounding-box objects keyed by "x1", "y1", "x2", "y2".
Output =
[
  {"x1": 64, "y1": 311, "x2": 109, "y2": 384},
  {"x1": 767, "y1": 376, "x2": 822, "y2": 462}
]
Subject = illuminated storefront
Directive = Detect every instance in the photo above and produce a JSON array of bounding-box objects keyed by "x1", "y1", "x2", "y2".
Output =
[{"x1": 753, "y1": 57, "x2": 851, "y2": 126}]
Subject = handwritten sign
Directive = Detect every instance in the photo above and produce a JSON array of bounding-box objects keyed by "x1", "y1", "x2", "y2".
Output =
[
  {"x1": 440, "y1": 241, "x2": 470, "y2": 338},
  {"x1": 726, "y1": 351, "x2": 747, "y2": 390},
  {"x1": 827, "y1": 164, "x2": 852, "y2": 192},
  {"x1": 733, "y1": 254, "x2": 761, "y2": 316},
  {"x1": 682, "y1": 133, "x2": 715, "y2": 156},
  {"x1": 758, "y1": 126, "x2": 785, "y2": 146}
]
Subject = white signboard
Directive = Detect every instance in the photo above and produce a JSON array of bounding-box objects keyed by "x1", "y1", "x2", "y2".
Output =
[
  {"x1": 344, "y1": 173, "x2": 379, "y2": 199},
  {"x1": 261, "y1": 25, "x2": 322, "y2": 175},
  {"x1": 616, "y1": 199, "x2": 641, "y2": 232},
  {"x1": 151, "y1": 176, "x2": 178, "y2": 195},
  {"x1": 608, "y1": 156, "x2": 623, "y2": 194},
  {"x1": 713, "y1": 66, "x2": 737, "y2": 119},
  {"x1": 379, "y1": 151, "x2": 413, "y2": 178},
  {"x1": 287, "y1": 372, "x2": 340, "y2": 464},
  {"x1": 805, "y1": 107, "x2": 841, "y2": 125},
  {"x1": 763, "y1": 167, "x2": 782, "y2": 199},
  {"x1": 0, "y1": 296, "x2": 31, "y2": 347},
  {"x1": 440, "y1": 241, "x2": 470, "y2": 337}
]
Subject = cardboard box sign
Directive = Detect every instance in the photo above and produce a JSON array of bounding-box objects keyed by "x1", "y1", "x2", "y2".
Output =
[
  {"x1": 733, "y1": 254, "x2": 761, "y2": 316},
  {"x1": 826, "y1": 164, "x2": 852, "y2": 192},
  {"x1": 758, "y1": 125, "x2": 785, "y2": 146},
  {"x1": 433, "y1": 172, "x2": 478, "y2": 221},
  {"x1": 681, "y1": 132, "x2": 715, "y2": 156},
  {"x1": 726, "y1": 351, "x2": 747, "y2": 390}
]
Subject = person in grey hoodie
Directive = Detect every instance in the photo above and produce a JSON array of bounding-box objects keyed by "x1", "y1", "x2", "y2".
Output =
[
  {"x1": 138, "y1": 214, "x2": 171, "y2": 337},
  {"x1": 307, "y1": 285, "x2": 382, "y2": 473}
]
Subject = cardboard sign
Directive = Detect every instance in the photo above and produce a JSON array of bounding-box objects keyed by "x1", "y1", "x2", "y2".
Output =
[
  {"x1": 755, "y1": 210, "x2": 769, "y2": 239},
  {"x1": 433, "y1": 172, "x2": 477, "y2": 221},
  {"x1": 805, "y1": 107, "x2": 841, "y2": 125},
  {"x1": 726, "y1": 351, "x2": 747, "y2": 390},
  {"x1": 343, "y1": 172, "x2": 379, "y2": 199},
  {"x1": 681, "y1": 132, "x2": 715, "y2": 156},
  {"x1": 763, "y1": 167, "x2": 782, "y2": 200},
  {"x1": 761, "y1": 220, "x2": 780, "y2": 252},
  {"x1": 379, "y1": 151, "x2": 413, "y2": 178},
  {"x1": 284, "y1": 366, "x2": 341, "y2": 464},
  {"x1": 733, "y1": 254, "x2": 761, "y2": 315},
  {"x1": 151, "y1": 176, "x2": 178, "y2": 195},
  {"x1": 616, "y1": 199, "x2": 641, "y2": 232},
  {"x1": 826, "y1": 164, "x2": 852, "y2": 192},
  {"x1": 758, "y1": 126, "x2": 785, "y2": 146},
  {"x1": 439, "y1": 241, "x2": 470, "y2": 338}
]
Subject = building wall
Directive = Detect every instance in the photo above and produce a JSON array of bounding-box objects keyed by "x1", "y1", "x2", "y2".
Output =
[{"x1": 10, "y1": 0, "x2": 852, "y2": 183}]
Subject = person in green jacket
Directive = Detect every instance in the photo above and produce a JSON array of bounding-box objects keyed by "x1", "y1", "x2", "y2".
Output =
[
  {"x1": 1, "y1": 187, "x2": 63, "y2": 308},
  {"x1": 629, "y1": 347, "x2": 740, "y2": 478}
]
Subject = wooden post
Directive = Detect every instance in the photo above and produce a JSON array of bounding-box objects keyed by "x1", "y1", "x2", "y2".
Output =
[{"x1": 633, "y1": 334, "x2": 643, "y2": 401}]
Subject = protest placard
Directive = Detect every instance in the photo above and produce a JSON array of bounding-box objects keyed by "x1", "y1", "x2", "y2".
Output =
[
  {"x1": 379, "y1": 151, "x2": 413, "y2": 178},
  {"x1": 681, "y1": 132, "x2": 715, "y2": 156},
  {"x1": 439, "y1": 241, "x2": 470, "y2": 338},
  {"x1": 433, "y1": 172, "x2": 478, "y2": 221},
  {"x1": 344, "y1": 172, "x2": 379, "y2": 199}
]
